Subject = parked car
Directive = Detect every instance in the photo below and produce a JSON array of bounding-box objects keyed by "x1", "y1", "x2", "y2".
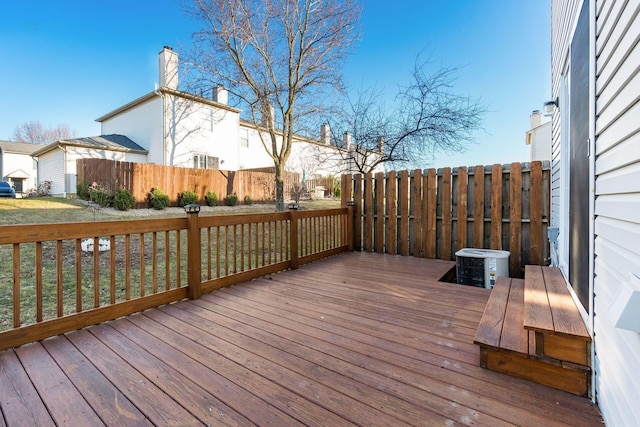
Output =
[{"x1": 0, "y1": 181, "x2": 16, "y2": 198}]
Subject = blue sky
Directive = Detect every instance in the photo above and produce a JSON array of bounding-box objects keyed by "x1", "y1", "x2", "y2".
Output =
[{"x1": 0, "y1": 0, "x2": 550, "y2": 168}]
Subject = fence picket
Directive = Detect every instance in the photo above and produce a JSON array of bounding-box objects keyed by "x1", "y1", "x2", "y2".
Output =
[
  {"x1": 364, "y1": 173, "x2": 374, "y2": 252},
  {"x1": 413, "y1": 169, "x2": 423, "y2": 257},
  {"x1": 375, "y1": 172, "x2": 385, "y2": 253},
  {"x1": 388, "y1": 171, "x2": 397, "y2": 255},
  {"x1": 77, "y1": 159, "x2": 300, "y2": 207},
  {"x1": 509, "y1": 163, "x2": 523, "y2": 277},
  {"x1": 441, "y1": 168, "x2": 452, "y2": 260},
  {"x1": 398, "y1": 171, "x2": 409, "y2": 256},
  {"x1": 344, "y1": 162, "x2": 550, "y2": 277},
  {"x1": 491, "y1": 164, "x2": 503, "y2": 250},
  {"x1": 457, "y1": 166, "x2": 468, "y2": 251}
]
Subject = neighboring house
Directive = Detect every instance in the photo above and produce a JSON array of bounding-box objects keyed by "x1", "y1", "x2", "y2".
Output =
[
  {"x1": 96, "y1": 46, "x2": 366, "y2": 179},
  {"x1": 524, "y1": 110, "x2": 551, "y2": 162},
  {"x1": 32, "y1": 135, "x2": 147, "y2": 196},
  {"x1": 550, "y1": 1, "x2": 639, "y2": 425},
  {"x1": 0, "y1": 140, "x2": 40, "y2": 195}
]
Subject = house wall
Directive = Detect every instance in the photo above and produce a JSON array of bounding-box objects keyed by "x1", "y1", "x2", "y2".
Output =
[
  {"x1": 101, "y1": 96, "x2": 163, "y2": 164},
  {"x1": 38, "y1": 146, "x2": 147, "y2": 196},
  {"x1": 552, "y1": 1, "x2": 640, "y2": 425},
  {"x1": 287, "y1": 141, "x2": 352, "y2": 177},
  {"x1": 38, "y1": 148, "x2": 65, "y2": 195},
  {"x1": 237, "y1": 125, "x2": 278, "y2": 170},
  {"x1": 164, "y1": 94, "x2": 241, "y2": 170},
  {"x1": 550, "y1": 0, "x2": 582, "y2": 270},
  {"x1": 592, "y1": 1, "x2": 640, "y2": 425},
  {"x1": 2, "y1": 151, "x2": 37, "y2": 190}
]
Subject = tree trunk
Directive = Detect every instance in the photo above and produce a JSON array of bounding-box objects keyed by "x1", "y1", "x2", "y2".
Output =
[{"x1": 275, "y1": 163, "x2": 285, "y2": 211}]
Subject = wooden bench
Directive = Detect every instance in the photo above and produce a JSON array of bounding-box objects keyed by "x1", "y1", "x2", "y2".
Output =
[
  {"x1": 524, "y1": 265, "x2": 590, "y2": 365},
  {"x1": 474, "y1": 267, "x2": 591, "y2": 396}
]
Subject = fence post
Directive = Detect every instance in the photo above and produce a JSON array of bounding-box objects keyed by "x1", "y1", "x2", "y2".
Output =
[
  {"x1": 346, "y1": 202, "x2": 355, "y2": 251},
  {"x1": 185, "y1": 204, "x2": 202, "y2": 299},
  {"x1": 289, "y1": 204, "x2": 299, "y2": 269}
]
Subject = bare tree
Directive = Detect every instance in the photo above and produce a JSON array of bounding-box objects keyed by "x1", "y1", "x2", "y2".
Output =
[
  {"x1": 13, "y1": 120, "x2": 77, "y2": 145},
  {"x1": 185, "y1": 0, "x2": 361, "y2": 210},
  {"x1": 327, "y1": 56, "x2": 486, "y2": 172}
]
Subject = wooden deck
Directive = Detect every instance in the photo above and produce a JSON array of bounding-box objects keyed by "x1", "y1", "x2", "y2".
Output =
[{"x1": 0, "y1": 252, "x2": 602, "y2": 426}]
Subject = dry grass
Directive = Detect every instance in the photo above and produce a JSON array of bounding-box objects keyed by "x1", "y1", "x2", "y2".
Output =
[
  {"x1": 0, "y1": 197, "x2": 340, "y2": 225},
  {"x1": 0, "y1": 197, "x2": 341, "y2": 330}
]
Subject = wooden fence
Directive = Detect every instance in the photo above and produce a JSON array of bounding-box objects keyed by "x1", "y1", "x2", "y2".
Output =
[
  {"x1": 0, "y1": 208, "x2": 351, "y2": 350},
  {"x1": 341, "y1": 161, "x2": 550, "y2": 278},
  {"x1": 77, "y1": 159, "x2": 300, "y2": 208}
]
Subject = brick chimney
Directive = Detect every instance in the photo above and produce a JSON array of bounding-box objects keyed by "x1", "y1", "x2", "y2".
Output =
[{"x1": 159, "y1": 46, "x2": 178, "y2": 90}]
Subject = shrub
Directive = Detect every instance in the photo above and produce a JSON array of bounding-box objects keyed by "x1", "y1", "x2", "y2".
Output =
[
  {"x1": 179, "y1": 190, "x2": 198, "y2": 207},
  {"x1": 224, "y1": 193, "x2": 238, "y2": 206},
  {"x1": 244, "y1": 195, "x2": 253, "y2": 205},
  {"x1": 76, "y1": 182, "x2": 90, "y2": 200},
  {"x1": 38, "y1": 180, "x2": 52, "y2": 196},
  {"x1": 89, "y1": 183, "x2": 112, "y2": 207},
  {"x1": 148, "y1": 187, "x2": 170, "y2": 210},
  {"x1": 113, "y1": 188, "x2": 135, "y2": 211},
  {"x1": 205, "y1": 191, "x2": 218, "y2": 206}
]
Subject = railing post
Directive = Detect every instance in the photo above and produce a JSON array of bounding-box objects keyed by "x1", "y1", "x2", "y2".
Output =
[
  {"x1": 346, "y1": 201, "x2": 355, "y2": 251},
  {"x1": 185, "y1": 204, "x2": 202, "y2": 299},
  {"x1": 289, "y1": 203, "x2": 299, "y2": 269}
]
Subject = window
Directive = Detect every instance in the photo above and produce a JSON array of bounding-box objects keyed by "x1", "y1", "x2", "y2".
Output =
[
  {"x1": 240, "y1": 129, "x2": 249, "y2": 148},
  {"x1": 193, "y1": 154, "x2": 220, "y2": 170}
]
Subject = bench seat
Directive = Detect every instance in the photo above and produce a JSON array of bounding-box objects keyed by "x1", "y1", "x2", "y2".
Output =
[{"x1": 474, "y1": 267, "x2": 591, "y2": 396}]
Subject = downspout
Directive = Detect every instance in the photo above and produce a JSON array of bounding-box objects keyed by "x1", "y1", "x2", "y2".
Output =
[
  {"x1": 61, "y1": 144, "x2": 67, "y2": 198},
  {"x1": 154, "y1": 83, "x2": 167, "y2": 166},
  {"x1": 588, "y1": 0, "x2": 597, "y2": 403}
]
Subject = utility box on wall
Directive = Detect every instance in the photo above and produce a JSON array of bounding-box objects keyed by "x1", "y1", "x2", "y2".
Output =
[{"x1": 455, "y1": 249, "x2": 510, "y2": 289}]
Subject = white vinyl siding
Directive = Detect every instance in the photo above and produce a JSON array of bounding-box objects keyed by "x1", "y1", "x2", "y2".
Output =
[
  {"x1": 37, "y1": 148, "x2": 65, "y2": 196},
  {"x1": 592, "y1": 0, "x2": 640, "y2": 425},
  {"x1": 101, "y1": 96, "x2": 163, "y2": 164},
  {"x1": 550, "y1": 0, "x2": 582, "y2": 241},
  {"x1": 164, "y1": 94, "x2": 240, "y2": 169},
  {"x1": 2, "y1": 151, "x2": 38, "y2": 190},
  {"x1": 552, "y1": 1, "x2": 640, "y2": 424}
]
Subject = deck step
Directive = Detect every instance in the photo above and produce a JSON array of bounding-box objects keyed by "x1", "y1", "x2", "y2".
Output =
[
  {"x1": 474, "y1": 270, "x2": 591, "y2": 397},
  {"x1": 524, "y1": 265, "x2": 591, "y2": 365}
]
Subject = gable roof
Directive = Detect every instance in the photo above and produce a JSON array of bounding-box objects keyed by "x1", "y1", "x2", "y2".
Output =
[
  {"x1": 0, "y1": 140, "x2": 44, "y2": 155},
  {"x1": 95, "y1": 87, "x2": 241, "y2": 123},
  {"x1": 31, "y1": 134, "x2": 148, "y2": 157}
]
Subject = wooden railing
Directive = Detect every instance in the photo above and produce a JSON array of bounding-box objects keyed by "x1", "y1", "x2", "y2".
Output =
[
  {"x1": 0, "y1": 208, "x2": 351, "y2": 350},
  {"x1": 341, "y1": 162, "x2": 550, "y2": 277}
]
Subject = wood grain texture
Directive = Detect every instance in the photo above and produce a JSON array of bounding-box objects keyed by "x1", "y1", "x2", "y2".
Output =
[
  {"x1": 0, "y1": 253, "x2": 602, "y2": 426},
  {"x1": 473, "y1": 277, "x2": 512, "y2": 348},
  {"x1": 523, "y1": 265, "x2": 555, "y2": 332},
  {"x1": 499, "y1": 279, "x2": 529, "y2": 354},
  {"x1": 375, "y1": 172, "x2": 385, "y2": 254},
  {"x1": 490, "y1": 164, "x2": 503, "y2": 250},
  {"x1": 543, "y1": 267, "x2": 590, "y2": 339},
  {"x1": 441, "y1": 167, "x2": 452, "y2": 260},
  {"x1": 484, "y1": 349, "x2": 589, "y2": 396}
]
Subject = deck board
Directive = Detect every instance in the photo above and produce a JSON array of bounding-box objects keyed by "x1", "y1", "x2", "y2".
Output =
[{"x1": 0, "y1": 252, "x2": 602, "y2": 426}]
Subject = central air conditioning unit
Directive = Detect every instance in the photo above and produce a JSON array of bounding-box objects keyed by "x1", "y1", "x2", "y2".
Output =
[{"x1": 455, "y1": 249, "x2": 510, "y2": 289}]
